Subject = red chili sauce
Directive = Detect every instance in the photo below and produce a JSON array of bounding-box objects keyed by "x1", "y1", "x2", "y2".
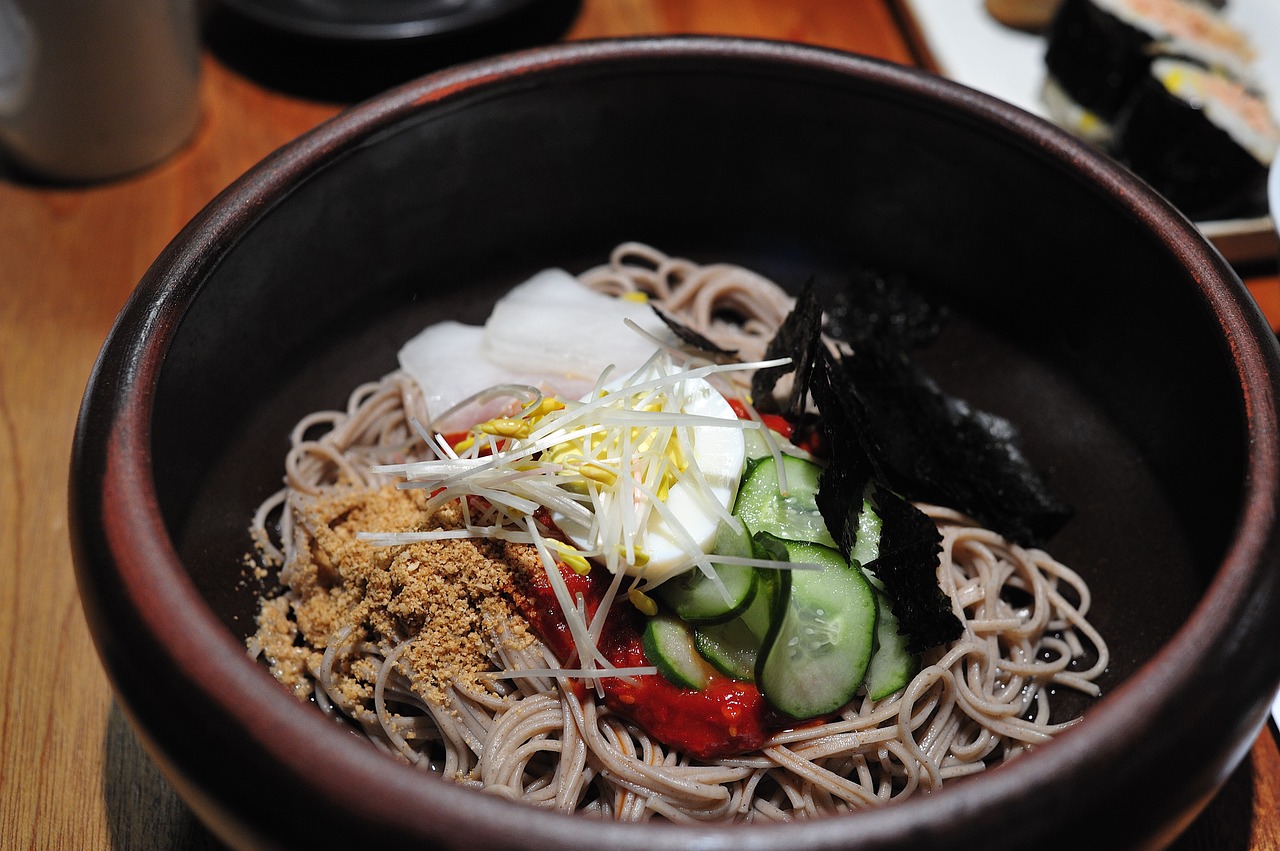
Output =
[{"x1": 513, "y1": 553, "x2": 794, "y2": 761}]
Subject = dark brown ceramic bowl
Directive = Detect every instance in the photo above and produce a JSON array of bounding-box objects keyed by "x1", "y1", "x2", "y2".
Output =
[{"x1": 71, "y1": 37, "x2": 1280, "y2": 851}]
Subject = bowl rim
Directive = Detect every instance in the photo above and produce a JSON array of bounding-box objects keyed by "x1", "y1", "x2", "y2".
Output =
[{"x1": 72, "y1": 35, "x2": 1280, "y2": 849}]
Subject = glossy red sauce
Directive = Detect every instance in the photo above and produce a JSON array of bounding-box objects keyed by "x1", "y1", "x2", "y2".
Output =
[{"x1": 513, "y1": 555, "x2": 790, "y2": 760}]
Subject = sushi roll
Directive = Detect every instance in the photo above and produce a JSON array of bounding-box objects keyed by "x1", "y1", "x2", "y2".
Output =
[
  {"x1": 1112, "y1": 57, "x2": 1279, "y2": 220},
  {"x1": 1042, "y1": 0, "x2": 1253, "y2": 144}
]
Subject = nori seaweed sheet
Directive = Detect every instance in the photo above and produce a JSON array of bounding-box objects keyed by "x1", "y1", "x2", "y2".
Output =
[
  {"x1": 809, "y1": 347, "x2": 875, "y2": 560},
  {"x1": 651, "y1": 305, "x2": 739, "y2": 357},
  {"x1": 806, "y1": 347, "x2": 962, "y2": 653},
  {"x1": 750, "y1": 279, "x2": 824, "y2": 419},
  {"x1": 862, "y1": 486, "x2": 960, "y2": 654},
  {"x1": 756, "y1": 274, "x2": 1073, "y2": 651},
  {"x1": 825, "y1": 267, "x2": 947, "y2": 350},
  {"x1": 826, "y1": 339, "x2": 1073, "y2": 548}
]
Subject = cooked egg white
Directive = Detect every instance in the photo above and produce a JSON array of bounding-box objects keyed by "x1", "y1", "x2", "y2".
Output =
[{"x1": 549, "y1": 370, "x2": 747, "y2": 587}]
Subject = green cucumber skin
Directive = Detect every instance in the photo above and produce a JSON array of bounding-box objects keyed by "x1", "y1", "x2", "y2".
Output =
[
  {"x1": 692, "y1": 569, "x2": 780, "y2": 680},
  {"x1": 649, "y1": 439, "x2": 908, "y2": 709},
  {"x1": 851, "y1": 498, "x2": 918, "y2": 700},
  {"x1": 657, "y1": 562, "x2": 756, "y2": 624},
  {"x1": 694, "y1": 619, "x2": 758, "y2": 680},
  {"x1": 754, "y1": 535, "x2": 877, "y2": 720},
  {"x1": 742, "y1": 568, "x2": 781, "y2": 639},
  {"x1": 642, "y1": 613, "x2": 713, "y2": 690},
  {"x1": 864, "y1": 586, "x2": 920, "y2": 701},
  {"x1": 656, "y1": 519, "x2": 757, "y2": 624},
  {"x1": 735, "y1": 455, "x2": 837, "y2": 549}
]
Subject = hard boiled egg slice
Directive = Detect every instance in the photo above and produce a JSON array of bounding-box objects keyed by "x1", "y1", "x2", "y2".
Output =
[
  {"x1": 549, "y1": 366, "x2": 747, "y2": 588},
  {"x1": 631, "y1": 377, "x2": 747, "y2": 586}
]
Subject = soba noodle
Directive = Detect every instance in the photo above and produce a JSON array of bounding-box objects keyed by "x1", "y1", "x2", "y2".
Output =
[{"x1": 247, "y1": 243, "x2": 1107, "y2": 821}]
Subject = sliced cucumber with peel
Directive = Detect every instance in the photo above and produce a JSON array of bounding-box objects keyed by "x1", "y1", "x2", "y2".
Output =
[
  {"x1": 735, "y1": 454, "x2": 837, "y2": 548},
  {"x1": 643, "y1": 611, "x2": 715, "y2": 690},
  {"x1": 850, "y1": 496, "x2": 918, "y2": 700},
  {"x1": 863, "y1": 586, "x2": 919, "y2": 700},
  {"x1": 692, "y1": 569, "x2": 781, "y2": 680},
  {"x1": 694, "y1": 616, "x2": 760, "y2": 681},
  {"x1": 642, "y1": 438, "x2": 916, "y2": 711},
  {"x1": 656, "y1": 519, "x2": 757, "y2": 624},
  {"x1": 754, "y1": 534, "x2": 877, "y2": 719},
  {"x1": 742, "y1": 425, "x2": 777, "y2": 463}
]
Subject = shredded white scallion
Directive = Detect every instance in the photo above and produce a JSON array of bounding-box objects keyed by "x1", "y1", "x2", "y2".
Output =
[
  {"x1": 358, "y1": 353, "x2": 800, "y2": 673},
  {"x1": 484, "y1": 666, "x2": 658, "y2": 681}
]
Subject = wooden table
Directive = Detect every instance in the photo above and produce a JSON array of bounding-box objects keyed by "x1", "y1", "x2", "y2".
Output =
[{"x1": 1, "y1": 1, "x2": 1276, "y2": 847}]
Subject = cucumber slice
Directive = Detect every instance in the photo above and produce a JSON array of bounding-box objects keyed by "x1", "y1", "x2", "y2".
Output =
[
  {"x1": 656, "y1": 519, "x2": 757, "y2": 624},
  {"x1": 755, "y1": 535, "x2": 877, "y2": 719},
  {"x1": 735, "y1": 454, "x2": 836, "y2": 548},
  {"x1": 864, "y1": 586, "x2": 920, "y2": 701},
  {"x1": 642, "y1": 612, "x2": 715, "y2": 690},
  {"x1": 742, "y1": 424, "x2": 796, "y2": 462},
  {"x1": 693, "y1": 569, "x2": 780, "y2": 680},
  {"x1": 658, "y1": 564, "x2": 756, "y2": 625},
  {"x1": 852, "y1": 497, "x2": 917, "y2": 699},
  {"x1": 851, "y1": 497, "x2": 882, "y2": 568},
  {"x1": 743, "y1": 425, "x2": 774, "y2": 462},
  {"x1": 741, "y1": 566, "x2": 782, "y2": 639},
  {"x1": 694, "y1": 617, "x2": 759, "y2": 681}
]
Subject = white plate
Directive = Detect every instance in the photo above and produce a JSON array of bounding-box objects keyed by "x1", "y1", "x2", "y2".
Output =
[{"x1": 895, "y1": 0, "x2": 1280, "y2": 265}]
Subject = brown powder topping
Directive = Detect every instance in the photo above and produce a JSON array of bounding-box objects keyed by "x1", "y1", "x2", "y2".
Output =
[{"x1": 251, "y1": 484, "x2": 538, "y2": 714}]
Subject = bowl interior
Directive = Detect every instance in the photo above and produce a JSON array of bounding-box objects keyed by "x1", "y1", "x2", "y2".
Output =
[{"x1": 133, "y1": 41, "x2": 1257, "y2": 844}]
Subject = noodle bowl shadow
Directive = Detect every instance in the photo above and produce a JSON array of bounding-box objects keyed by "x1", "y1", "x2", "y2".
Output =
[{"x1": 71, "y1": 36, "x2": 1280, "y2": 851}]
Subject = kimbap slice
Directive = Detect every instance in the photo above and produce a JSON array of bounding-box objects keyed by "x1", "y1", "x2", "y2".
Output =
[
  {"x1": 1112, "y1": 58, "x2": 1279, "y2": 221},
  {"x1": 1042, "y1": 0, "x2": 1253, "y2": 143}
]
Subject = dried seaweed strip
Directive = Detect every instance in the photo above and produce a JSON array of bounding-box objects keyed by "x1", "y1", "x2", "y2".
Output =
[
  {"x1": 825, "y1": 268, "x2": 947, "y2": 350},
  {"x1": 862, "y1": 487, "x2": 960, "y2": 653},
  {"x1": 831, "y1": 339, "x2": 1071, "y2": 547},
  {"x1": 750, "y1": 280, "x2": 823, "y2": 417},
  {"x1": 651, "y1": 305, "x2": 738, "y2": 356}
]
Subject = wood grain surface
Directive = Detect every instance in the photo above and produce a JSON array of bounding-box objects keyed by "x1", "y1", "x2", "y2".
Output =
[{"x1": 1, "y1": 1, "x2": 1276, "y2": 848}]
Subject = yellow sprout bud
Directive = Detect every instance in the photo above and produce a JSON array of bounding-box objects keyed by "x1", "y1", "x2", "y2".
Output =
[
  {"x1": 548, "y1": 540, "x2": 592, "y2": 575},
  {"x1": 656, "y1": 473, "x2": 673, "y2": 502},
  {"x1": 620, "y1": 548, "x2": 650, "y2": 567},
  {"x1": 580, "y1": 462, "x2": 619, "y2": 487},
  {"x1": 668, "y1": 435, "x2": 688, "y2": 472},
  {"x1": 559, "y1": 550, "x2": 591, "y2": 575},
  {"x1": 620, "y1": 291, "x2": 650, "y2": 304},
  {"x1": 544, "y1": 443, "x2": 582, "y2": 468},
  {"x1": 480, "y1": 418, "x2": 531, "y2": 439},
  {"x1": 628, "y1": 587, "x2": 659, "y2": 616},
  {"x1": 525, "y1": 397, "x2": 566, "y2": 420}
]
